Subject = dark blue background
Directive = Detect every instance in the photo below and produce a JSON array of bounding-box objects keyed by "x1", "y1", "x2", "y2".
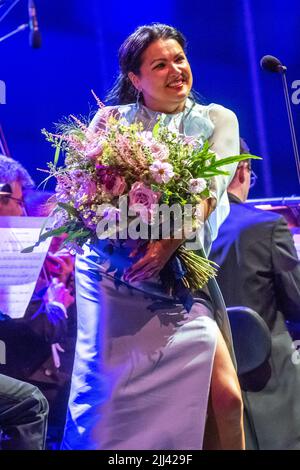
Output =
[{"x1": 0, "y1": 0, "x2": 299, "y2": 198}]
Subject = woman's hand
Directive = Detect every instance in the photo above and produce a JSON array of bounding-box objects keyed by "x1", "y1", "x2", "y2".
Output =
[
  {"x1": 123, "y1": 238, "x2": 182, "y2": 283},
  {"x1": 123, "y1": 199, "x2": 214, "y2": 283}
]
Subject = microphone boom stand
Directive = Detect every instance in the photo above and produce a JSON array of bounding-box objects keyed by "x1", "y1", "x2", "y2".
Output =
[
  {"x1": 0, "y1": 0, "x2": 28, "y2": 44},
  {"x1": 261, "y1": 55, "x2": 300, "y2": 187},
  {"x1": 0, "y1": 23, "x2": 28, "y2": 43},
  {"x1": 280, "y1": 68, "x2": 300, "y2": 184}
]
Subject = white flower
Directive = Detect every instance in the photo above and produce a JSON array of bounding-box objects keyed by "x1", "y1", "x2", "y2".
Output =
[
  {"x1": 139, "y1": 132, "x2": 169, "y2": 161},
  {"x1": 188, "y1": 178, "x2": 207, "y2": 194},
  {"x1": 149, "y1": 141, "x2": 169, "y2": 161},
  {"x1": 149, "y1": 160, "x2": 175, "y2": 184},
  {"x1": 183, "y1": 136, "x2": 204, "y2": 149}
]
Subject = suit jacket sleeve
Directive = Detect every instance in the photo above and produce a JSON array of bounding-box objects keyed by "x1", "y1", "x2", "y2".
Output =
[
  {"x1": 24, "y1": 296, "x2": 67, "y2": 343},
  {"x1": 272, "y1": 216, "x2": 300, "y2": 320}
]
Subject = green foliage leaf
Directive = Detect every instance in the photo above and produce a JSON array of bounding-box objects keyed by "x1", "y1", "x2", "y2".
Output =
[
  {"x1": 210, "y1": 153, "x2": 261, "y2": 169},
  {"x1": 21, "y1": 225, "x2": 70, "y2": 253},
  {"x1": 152, "y1": 121, "x2": 160, "y2": 139},
  {"x1": 54, "y1": 139, "x2": 62, "y2": 166},
  {"x1": 62, "y1": 228, "x2": 91, "y2": 243},
  {"x1": 57, "y1": 202, "x2": 79, "y2": 217}
]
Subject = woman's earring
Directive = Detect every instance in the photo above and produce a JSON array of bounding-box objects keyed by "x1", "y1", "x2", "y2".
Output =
[{"x1": 136, "y1": 89, "x2": 141, "y2": 106}]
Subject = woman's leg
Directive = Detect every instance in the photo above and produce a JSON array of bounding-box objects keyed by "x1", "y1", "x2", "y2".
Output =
[{"x1": 203, "y1": 328, "x2": 245, "y2": 450}]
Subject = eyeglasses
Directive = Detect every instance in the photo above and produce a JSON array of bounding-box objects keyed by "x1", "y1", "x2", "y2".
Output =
[
  {"x1": 250, "y1": 169, "x2": 258, "y2": 188},
  {"x1": 238, "y1": 163, "x2": 258, "y2": 188}
]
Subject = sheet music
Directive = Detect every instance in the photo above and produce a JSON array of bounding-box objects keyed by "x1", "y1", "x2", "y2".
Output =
[{"x1": 0, "y1": 217, "x2": 52, "y2": 319}]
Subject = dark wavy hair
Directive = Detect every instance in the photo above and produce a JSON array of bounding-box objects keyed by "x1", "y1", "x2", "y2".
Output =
[{"x1": 106, "y1": 23, "x2": 187, "y2": 105}]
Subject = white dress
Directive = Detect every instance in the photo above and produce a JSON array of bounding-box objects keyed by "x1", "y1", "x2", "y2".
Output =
[{"x1": 61, "y1": 99, "x2": 240, "y2": 450}]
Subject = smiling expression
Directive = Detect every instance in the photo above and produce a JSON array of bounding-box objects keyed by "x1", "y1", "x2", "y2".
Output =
[{"x1": 128, "y1": 38, "x2": 193, "y2": 114}]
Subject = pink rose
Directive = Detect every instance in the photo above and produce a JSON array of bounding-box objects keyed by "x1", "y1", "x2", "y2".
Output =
[
  {"x1": 97, "y1": 165, "x2": 127, "y2": 196},
  {"x1": 129, "y1": 182, "x2": 160, "y2": 223},
  {"x1": 110, "y1": 175, "x2": 127, "y2": 196}
]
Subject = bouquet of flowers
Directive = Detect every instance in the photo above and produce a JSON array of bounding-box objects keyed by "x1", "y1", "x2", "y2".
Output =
[{"x1": 25, "y1": 97, "x2": 259, "y2": 291}]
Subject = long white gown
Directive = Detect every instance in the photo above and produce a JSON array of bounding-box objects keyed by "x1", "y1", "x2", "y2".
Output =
[{"x1": 61, "y1": 99, "x2": 240, "y2": 450}]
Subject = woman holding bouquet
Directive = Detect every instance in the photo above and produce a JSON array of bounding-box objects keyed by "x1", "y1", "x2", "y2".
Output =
[{"x1": 61, "y1": 23, "x2": 245, "y2": 450}]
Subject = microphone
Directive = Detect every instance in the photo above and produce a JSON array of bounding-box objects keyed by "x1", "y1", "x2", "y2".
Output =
[
  {"x1": 28, "y1": 0, "x2": 41, "y2": 48},
  {"x1": 260, "y1": 55, "x2": 287, "y2": 73},
  {"x1": 261, "y1": 54, "x2": 300, "y2": 185}
]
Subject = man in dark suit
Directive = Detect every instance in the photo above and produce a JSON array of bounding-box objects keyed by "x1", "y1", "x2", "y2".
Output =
[{"x1": 210, "y1": 157, "x2": 300, "y2": 450}]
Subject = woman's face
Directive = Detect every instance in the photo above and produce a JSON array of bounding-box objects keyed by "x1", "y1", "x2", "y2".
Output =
[{"x1": 129, "y1": 38, "x2": 193, "y2": 114}]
